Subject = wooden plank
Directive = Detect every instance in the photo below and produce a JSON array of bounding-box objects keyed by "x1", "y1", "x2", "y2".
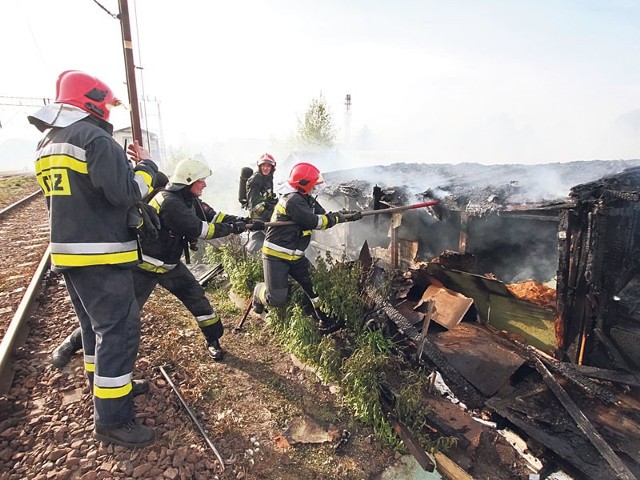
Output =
[
  {"x1": 434, "y1": 452, "x2": 473, "y2": 480},
  {"x1": 387, "y1": 412, "x2": 436, "y2": 472},
  {"x1": 532, "y1": 356, "x2": 637, "y2": 480},
  {"x1": 419, "y1": 286, "x2": 473, "y2": 330},
  {"x1": 487, "y1": 386, "x2": 619, "y2": 480},
  {"x1": 569, "y1": 364, "x2": 640, "y2": 387},
  {"x1": 433, "y1": 323, "x2": 526, "y2": 397}
]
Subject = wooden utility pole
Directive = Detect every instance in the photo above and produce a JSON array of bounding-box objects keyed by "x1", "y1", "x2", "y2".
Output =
[{"x1": 118, "y1": 0, "x2": 143, "y2": 146}]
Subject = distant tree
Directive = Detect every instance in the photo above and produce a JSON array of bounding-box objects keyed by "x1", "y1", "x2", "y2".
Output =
[
  {"x1": 294, "y1": 93, "x2": 336, "y2": 150},
  {"x1": 353, "y1": 125, "x2": 374, "y2": 150}
]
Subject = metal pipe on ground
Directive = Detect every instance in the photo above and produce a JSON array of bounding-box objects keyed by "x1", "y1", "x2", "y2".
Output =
[{"x1": 157, "y1": 365, "x2": 225, "y2": 472}]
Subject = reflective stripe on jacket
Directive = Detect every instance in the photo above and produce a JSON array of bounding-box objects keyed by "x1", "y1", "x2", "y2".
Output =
[
  {"x1": 262, "y1": 190, "x2": 328, "y2": 261},
  {"x1": 34, "y1": 115, "x2": 156, "y2": 269},
  {"x1": 140, "y1": 188, "x2": 241, "y2": 268}
]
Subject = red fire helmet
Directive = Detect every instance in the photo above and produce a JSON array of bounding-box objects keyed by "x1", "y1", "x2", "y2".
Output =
[
  {"x1": 257, "y1": 153, "x2": 276, "y2": 169},
  {"x1": 287, "y1": 162, "x2": 324, "y2": 194},
  {"x1": 55, "y1": 70, "x2": 121, "y2": 121}
]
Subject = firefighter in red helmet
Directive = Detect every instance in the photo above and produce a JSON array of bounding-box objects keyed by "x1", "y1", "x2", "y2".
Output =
[
  {"x1": 28, "y1": 71, "x2": 157, "y2": 449},
  {"x1": 246, "y1": 153, "x2": 277, "y2": 253},
  {"x1": 252, "y1": 162, "x2": 362, "y2": 320}
]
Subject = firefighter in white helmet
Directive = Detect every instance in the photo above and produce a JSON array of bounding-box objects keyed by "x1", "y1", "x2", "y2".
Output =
[
  {"x1": 28, "y1": 70, "x2": 158, "y2": 449},
  {"x1": 135, "y1": 156, "x2": 264, "y2": 360},
  {"x1": 246, "y1": 153, "x2": 277, "y2": 253}
]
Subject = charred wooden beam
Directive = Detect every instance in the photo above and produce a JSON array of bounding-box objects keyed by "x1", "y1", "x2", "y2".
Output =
[
  {"x1": 568, "y1": 364, "x2": 640, "y2": 387},
  {"x1": 531, "y1": 356, "x2": 637, "y2": 480},
  {"x1": 364, "y1": 284, "x2": 485, "y2": 409},
  {"x1": 459, "y1": 212, "x2": 469, "y2": 252},
  {"x1": 415, "y1": 301, "x2": 434, "y2": 361},
  {"x1": 593, "y1": 327, "x2": 635, "y2": 373},
  {"x1": 378, "y1": 385, "x2": 436, "y2": 471},
  {"x1": 490, "y1": 332, "x2": 618, "y2": 405}
]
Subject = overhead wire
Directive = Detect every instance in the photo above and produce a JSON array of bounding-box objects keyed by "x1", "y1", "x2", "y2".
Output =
[{"x1": 91, "y1": 0, "x2": 118, "y2": 19}]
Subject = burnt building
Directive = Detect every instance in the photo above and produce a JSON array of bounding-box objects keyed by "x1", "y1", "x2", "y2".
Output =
[{"x1": 558, "y1": 166, "x2": 640, "y2": 370}]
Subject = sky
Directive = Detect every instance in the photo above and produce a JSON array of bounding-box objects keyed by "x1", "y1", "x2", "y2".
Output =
[{"x1": 1, "y1": 0, "x2": 640, "y2": 172}]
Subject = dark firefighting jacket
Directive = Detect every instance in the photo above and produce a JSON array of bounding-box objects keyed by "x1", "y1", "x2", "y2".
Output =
[
  {"x1": 139, "y1": 187, "x2": 242, "y2": 273},
  {"x1": 262, "y1": 187, "x2": 340, "y2": 262},
  {"x1": 33, "y1": 115, "x2": 156, "y2": 269},
  {"x1": 246, "y1": 172, "x2": 275, "y2": 221}
]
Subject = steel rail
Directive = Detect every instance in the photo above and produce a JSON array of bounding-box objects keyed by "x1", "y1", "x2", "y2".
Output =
[
  {"x1": 0, "y1": 246, "x2": 50, "y2": 393},
  {"x1": 0, "y1": 190, "x2": 42, "y2": 218}
]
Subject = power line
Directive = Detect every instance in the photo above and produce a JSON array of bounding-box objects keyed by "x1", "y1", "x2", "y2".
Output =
[{"x1": 0, "y1": 96, "x2": 52, "y2": 108}]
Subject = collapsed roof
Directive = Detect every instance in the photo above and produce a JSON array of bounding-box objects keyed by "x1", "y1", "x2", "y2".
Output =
[{"x1": 321, "y1": 159, "x2": 640, "y2": 214}]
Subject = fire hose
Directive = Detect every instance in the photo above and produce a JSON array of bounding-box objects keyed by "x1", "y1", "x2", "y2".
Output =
[
  {"x1": 235, "y1": 200, "x2": 440, "y2": 332},
  {"x1": 157, "y1": 365, "x2": 225, "y2": 472},
  {"x1": 252, "y1": 200, "x2": 440, "y2": 228}
]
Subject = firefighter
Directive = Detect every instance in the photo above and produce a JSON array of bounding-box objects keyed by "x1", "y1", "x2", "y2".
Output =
[
  {"x1": 252, "y1": 162, "x2": 362, "y2": 319},
  {"x1": 133, "y1": 156, "x2": 264, "y2": 360},
  {"x1": 50, "y1": 170, "x2": 188, "y2": 368},
  {"x1": 28, "y1": 70, "x2": 158, "y2": 449},
  {"x1": 245, "y1": 153, "x2": 278, "y2": 254}
]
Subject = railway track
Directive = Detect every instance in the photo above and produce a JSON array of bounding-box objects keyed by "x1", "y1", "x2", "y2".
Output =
[
  {"x1": 0, "y1": 180, "x2": 401, "y2": 479},
  {"x1": 0, "y1": 189, "x2": 230, "y2": 479},
  {"x1": 0, "y1": 191, "x2": 49, "y2": 341}
]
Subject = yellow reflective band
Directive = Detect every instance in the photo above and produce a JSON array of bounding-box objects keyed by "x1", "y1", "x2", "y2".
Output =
[
  {"x1": 136, "y1": 170, "x2": 153, "y2": 189},
  {"x1": 276, "y1": 204, "x2": 287, "y2": 215},
  {"x1": 94, "y1": 382, "x2": 133, "y2": 399},
  {"x1": 84, "y1": 361, "x2": 95, "y2": 373},
  {"x1": 302, "y1": 230, "x2": 312, "y2": 236},
  {"x1": 137, "y1": 262, "x2": 170, "y2": 274},
  {"x1": 213, "y1": 212, "x2": 226, "y2": 223},
  {"x1": 37, "y1": 168, "x2": 71, "y2": 197},
  {"x1": 204, "y1": 223, "x2": 216, "y2": 239},
  {"x1": 51, "y1": 250, "x2": 139, "y2": 267},
  {"x1": 149, "y1": 191, "x2": 165, "y2": 213},
  {"x1": 197, "y1": 316, "x2": 220, "y2": 328},
  {"x1": 35, "y1": 155, "x2": 88, "y2": 175},
  {"x1": 257, "y1": 284, "x2": 268, "y2": 304},
  {"x1": 262, "y1": 246, "x2": 303, "y2": 261},
  {"x1": 319, "y1": 215, "x2": 329, "y2": 230}
]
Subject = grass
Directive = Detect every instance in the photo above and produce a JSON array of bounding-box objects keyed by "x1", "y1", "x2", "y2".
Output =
[
  {"x1": 205, "y1": 243, "x2": 458, "y2": 455},
  {"x1": 0, "y1": 175, "x2": 38, "y2": 206}
]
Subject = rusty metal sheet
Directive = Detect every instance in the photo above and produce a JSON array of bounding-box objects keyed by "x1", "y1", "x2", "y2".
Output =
[
  {"x1": 418, "y1": 285, "x2": 473, "y2": 330},
  {"x1": 432, "y1": 323, "x2": 525, "y2": 396}
]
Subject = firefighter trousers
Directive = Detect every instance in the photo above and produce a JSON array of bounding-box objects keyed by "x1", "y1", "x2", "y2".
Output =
[
  {"x1": 132, "y1": 262, "x2": 221, "y2": 342},
  {"x1": 62, "y1": 266, "x2": 140, "y2": 428},
  {"x1": 255, "y1": 255, "x2": 316, "y2": 308}
]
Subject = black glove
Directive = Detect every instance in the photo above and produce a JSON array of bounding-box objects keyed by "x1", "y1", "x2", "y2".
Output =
[
  {"x1": 188, "y1": 238, "x2": 199, "y2": 251},
  {"x1": 247, "y1": 220, "x2": 265, "y2": 231},
  {"x1": 266, "y1": 196, "x2": 279, "y2": 207},
  {"x1": 326, "y1": 211, "x2": 345, "y2": 227},
  {"x1": 231, "y1": 222, "x2": 247, "y2": 234}
]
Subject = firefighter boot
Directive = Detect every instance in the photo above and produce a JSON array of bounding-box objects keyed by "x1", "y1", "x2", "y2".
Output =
[
  {"x1": 94, "y1": 418, "x2": 155, "y2": 449},
  {"x1": 132, "y1": 379, "x2": 149, "y2": 397},
  {"x1": 252, "y1": 284, "x2": 266, "y2": 314},
  {"x1": 52, "y1": 335, "x2": 81, "y2": 368},
  {"x1": 206, "y1": 339, "x2": 225, "y2": 361}
]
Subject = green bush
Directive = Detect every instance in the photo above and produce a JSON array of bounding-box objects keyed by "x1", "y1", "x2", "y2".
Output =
[
  {"x1": 205, "y1": 242, "x2": 262, "y2": 297},
  {"x1": 312, "y1": 252, "x2": 365, "y2": 333}
]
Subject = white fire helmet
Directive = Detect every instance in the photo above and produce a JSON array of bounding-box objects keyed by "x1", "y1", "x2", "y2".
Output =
[{"x1": 169, "y1": 158, "x2": 212, "y2": 186}]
